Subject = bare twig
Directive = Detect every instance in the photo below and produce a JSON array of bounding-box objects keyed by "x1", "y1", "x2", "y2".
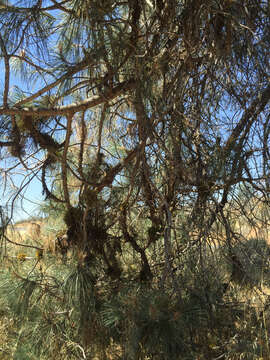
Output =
[
  {"x1": 0, "y1": 35, "x2": 10, "y2": 107},
  {"x1": 61, "y1": 113, "x2": 73, "y2": 208}
]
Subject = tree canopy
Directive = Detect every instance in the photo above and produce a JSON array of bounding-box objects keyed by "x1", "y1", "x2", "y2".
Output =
[{"x1": 0, "y1": 0, "x2": 270, "y2": 359}]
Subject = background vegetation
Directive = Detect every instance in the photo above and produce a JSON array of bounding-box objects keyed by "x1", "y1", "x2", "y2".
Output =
[{"x1": 0, "y1": 0, "x2": 270, "y2": 358}]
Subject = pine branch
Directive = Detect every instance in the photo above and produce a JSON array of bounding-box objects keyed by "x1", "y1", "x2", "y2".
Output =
[{"x1": 0, "y1": 79, "x2": 135, "y2": 116}]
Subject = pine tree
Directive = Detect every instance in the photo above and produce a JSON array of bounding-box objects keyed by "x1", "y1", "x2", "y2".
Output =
[{"x1": 0, "y1": 1, "x2": 270, "y2": 358}]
